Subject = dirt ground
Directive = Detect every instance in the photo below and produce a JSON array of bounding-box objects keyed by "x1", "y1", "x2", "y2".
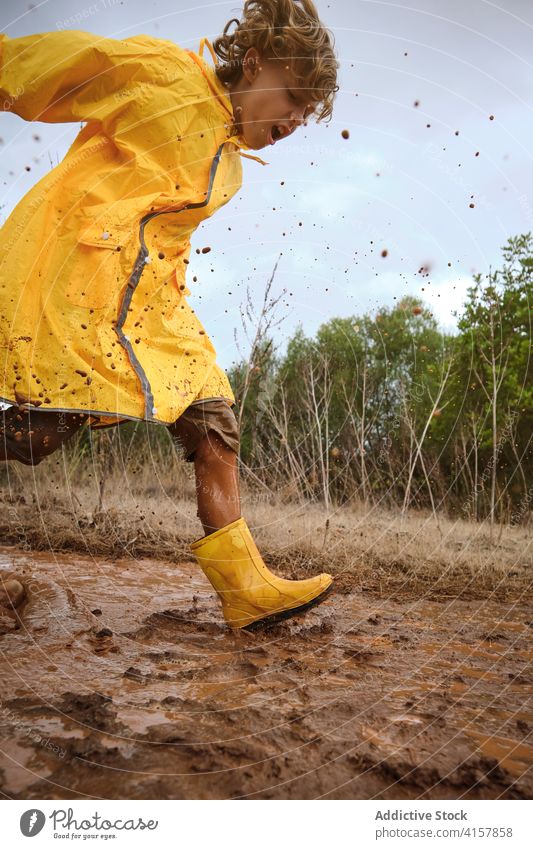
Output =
[{"x1": 0, "y1": 544, "x2": 531, "y2": 800}]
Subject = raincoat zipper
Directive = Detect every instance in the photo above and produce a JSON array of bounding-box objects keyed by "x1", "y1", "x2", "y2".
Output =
[{"x1": 115, "y1": 140, "x2": 229, "y2": 418}]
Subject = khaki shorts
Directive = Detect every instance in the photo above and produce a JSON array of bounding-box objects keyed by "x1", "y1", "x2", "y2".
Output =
[
  {"x1": 167, "y1": 398, "x2": 240, "y2": 462},
  {"x1": 1, "y1": 398, "x2": 240, "y2": 466}
]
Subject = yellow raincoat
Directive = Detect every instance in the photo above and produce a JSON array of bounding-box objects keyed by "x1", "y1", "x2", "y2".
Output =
[{"x1": 0, "y1": 29, "x2": 267, "y2": 427}]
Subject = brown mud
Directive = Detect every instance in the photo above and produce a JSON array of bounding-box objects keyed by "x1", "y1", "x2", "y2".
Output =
[{"x1": 0, "y1": 545, "x2": 531, "y2": 800}]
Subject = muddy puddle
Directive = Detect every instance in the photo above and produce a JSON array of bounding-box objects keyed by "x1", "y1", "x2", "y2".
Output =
[{"x1": 0, "y1": 545, "x2": 531, "y2": 799}]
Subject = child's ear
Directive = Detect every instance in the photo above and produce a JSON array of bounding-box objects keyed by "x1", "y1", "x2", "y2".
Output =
[{"x1": 242, "y1": 47, "x2": 261, "y2": 82}]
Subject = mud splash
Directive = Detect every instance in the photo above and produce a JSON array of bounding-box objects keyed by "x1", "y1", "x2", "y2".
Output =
[{"x1": 0, "y1": 546, "x2": 531, "y2": 799}]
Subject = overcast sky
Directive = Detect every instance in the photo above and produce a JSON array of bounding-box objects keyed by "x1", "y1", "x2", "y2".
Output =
[{"x1": 1, "y1": 0, "x2": 532, "y2": 370}]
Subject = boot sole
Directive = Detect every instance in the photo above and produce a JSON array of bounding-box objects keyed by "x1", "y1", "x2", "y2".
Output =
[{"x1": 240, "y1": 581, "x2": 335, "y2": 631}]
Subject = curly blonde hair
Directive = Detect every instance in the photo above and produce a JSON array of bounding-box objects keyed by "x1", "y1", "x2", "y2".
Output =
[{"x1": 212, "y1": 0, "x2": 339, "y2": 123}]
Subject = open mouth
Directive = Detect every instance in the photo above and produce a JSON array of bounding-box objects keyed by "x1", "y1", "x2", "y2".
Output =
[{"x1": 269, "y1": 125, "x2": 282, "y2": 145}]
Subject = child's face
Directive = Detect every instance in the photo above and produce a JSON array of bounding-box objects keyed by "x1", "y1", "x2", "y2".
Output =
[{"x1": 229, "y1": 48, "x2": 315, "y2": 150}]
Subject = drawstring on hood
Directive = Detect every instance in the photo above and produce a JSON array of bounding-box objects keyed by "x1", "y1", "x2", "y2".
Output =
[{"x1": 187, "y1": 37, "x2": 270, "y2": 167}]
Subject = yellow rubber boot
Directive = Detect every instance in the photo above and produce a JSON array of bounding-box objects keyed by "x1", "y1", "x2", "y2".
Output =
[{"x1": 190, "y1": 517, "x2": 333, "y2": 629}]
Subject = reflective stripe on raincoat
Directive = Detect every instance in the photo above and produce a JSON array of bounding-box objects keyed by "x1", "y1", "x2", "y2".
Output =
[{"x1": 0, "y1": 30, "x2": 268, "y2": 427}]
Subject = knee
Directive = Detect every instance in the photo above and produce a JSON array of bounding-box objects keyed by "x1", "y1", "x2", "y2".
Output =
[
  {"x1": 2, "y1": 411, "x2": 88, "y2": 465},
  {"x1": 18, "y1": 453, "x2": 46, "y2": 466},
  {"x1": 7, "y1": 431, "x2": 54, "y2": 465},
  {"x1": 2, "y1": 438, "x2": 46, "y2": 465}
]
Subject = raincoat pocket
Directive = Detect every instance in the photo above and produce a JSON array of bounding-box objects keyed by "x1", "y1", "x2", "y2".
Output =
[{"x1": 64, "y1": 221, "x2": 134, "y2": 311}]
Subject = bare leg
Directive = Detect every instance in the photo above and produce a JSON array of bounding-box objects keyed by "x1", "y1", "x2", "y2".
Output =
[
  {"x1": 0, "y1": 407, "x2": 88, "y2": 465},
  {"x1": 193, "y1": 430, "x2": 241, "y2": 536}
]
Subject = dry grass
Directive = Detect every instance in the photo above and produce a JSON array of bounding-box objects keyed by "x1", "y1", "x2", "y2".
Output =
[{"x1": 0, "y1": 448, "x2": 531, "y2": 603}]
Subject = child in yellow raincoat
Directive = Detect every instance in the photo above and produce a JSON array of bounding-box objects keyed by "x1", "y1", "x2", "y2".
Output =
[{"x1": 0, "y1": 0, "x2": 339, "y2": 628}]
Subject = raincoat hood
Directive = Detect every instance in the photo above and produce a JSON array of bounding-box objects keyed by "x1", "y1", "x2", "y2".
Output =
[{"x1": 191, "y1": 37, "x2": 269, "y2": 167}]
